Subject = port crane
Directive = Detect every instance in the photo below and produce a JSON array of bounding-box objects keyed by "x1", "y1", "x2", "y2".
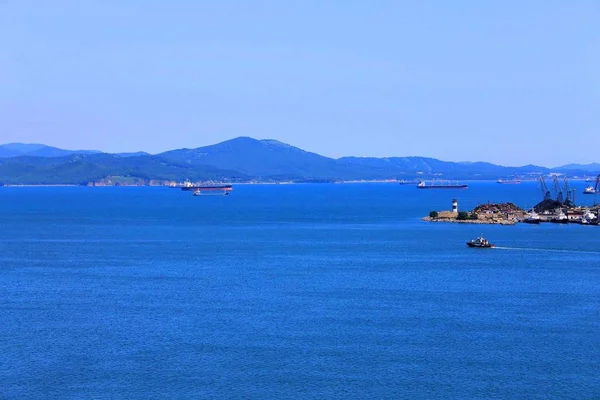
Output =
[
  {"x1": 538, "y1": 175, "x2": 551, "y2": 200},
  {"x1": 563, "y1": 176, "x2": 575, "y2": 207},
  {"x1": 552, "y1": 175, "x2": 564, "y2": 203},
  {"x1": 592, "y1": 174, "x2": 600, "y2": 205}
]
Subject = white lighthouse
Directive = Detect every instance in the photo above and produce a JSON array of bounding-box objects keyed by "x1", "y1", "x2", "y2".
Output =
[{"x1": 452, "y1": 199, "x2": 458, "y2": 214}]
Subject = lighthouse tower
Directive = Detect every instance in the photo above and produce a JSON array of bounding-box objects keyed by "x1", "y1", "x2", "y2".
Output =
[{"x1": 452, "y1": 199, "x2": 458, "y2": 214}]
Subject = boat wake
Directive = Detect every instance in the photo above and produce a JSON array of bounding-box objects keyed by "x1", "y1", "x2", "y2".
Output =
[{"x1": 494, "y1": 246, "x2": 600, "y2": 255}]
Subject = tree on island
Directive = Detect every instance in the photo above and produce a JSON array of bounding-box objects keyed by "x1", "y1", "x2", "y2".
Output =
[
  {"x1": 429, "y1": 211, "x2": 439, "y2": 218},
  {"x1": 456, "y1": 211, "x2": 470, "y2": 220}
]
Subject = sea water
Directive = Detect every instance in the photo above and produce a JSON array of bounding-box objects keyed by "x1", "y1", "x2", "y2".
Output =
[{"x1": 0, "y1": 182, "x2": 599, "y2": 399}]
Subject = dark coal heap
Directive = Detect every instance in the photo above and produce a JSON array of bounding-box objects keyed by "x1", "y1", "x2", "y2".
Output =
[{"x1": 533, "y1": 199, "x2": 569, "y2": 213}]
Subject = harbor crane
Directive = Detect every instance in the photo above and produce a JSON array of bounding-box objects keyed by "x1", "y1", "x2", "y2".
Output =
[
  {"x1": 552, "y1": 175, "x2": 564, "y2": 203},
  {"x1": 538, "y1": 175, "x2": 551, "y2": 200},
  {"x1": 594, "y1": 174, "x2": 600, "y2": 205},
  {"x1": 563, "y1": 176, "x2": 575, "y2": 207}
]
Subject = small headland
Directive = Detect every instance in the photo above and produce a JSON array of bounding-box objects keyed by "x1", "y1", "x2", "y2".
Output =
[{"x1": 423, "y1": 202, "x2": 525, "y2": 225}]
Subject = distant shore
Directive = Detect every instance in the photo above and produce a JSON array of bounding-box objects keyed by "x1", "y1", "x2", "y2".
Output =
[
  {"x1": 1, "y1": 184, "x2": 80, "y2": 187},
  {"x1": 0, "y1": 178, "x2": 593, "y2": 187},
  {"x1": 1, "y1": 180, "x2": 413, "y2": 187}
]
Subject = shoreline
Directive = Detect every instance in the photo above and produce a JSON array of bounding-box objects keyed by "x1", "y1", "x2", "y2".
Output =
[
  {"x1": 422, "y1": 216, "x2": 517, "y2": 225},
  {"x1": 1, "y1": 178, "x2": 597, "y2": 187},
  {"x1": 1, "y1": 180, "x2": 403, "y2": 187},
  {"x1": 423, "y1": 206, "x2": 523, "y2": 225}
]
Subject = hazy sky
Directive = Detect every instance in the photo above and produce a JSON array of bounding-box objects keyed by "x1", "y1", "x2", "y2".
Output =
[{"x1": 1, "y1": 1, "x2": 599, "y2": 167}]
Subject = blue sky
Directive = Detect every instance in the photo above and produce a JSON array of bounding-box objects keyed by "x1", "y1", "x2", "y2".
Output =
[{"x1": 1, "y1": 1, "x2": 599, "y2": 167}]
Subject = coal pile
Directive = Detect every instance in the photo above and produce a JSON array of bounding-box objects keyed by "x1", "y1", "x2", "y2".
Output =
[{"x1": 533, "y1": 199, "x2": 564, "y2": 213}]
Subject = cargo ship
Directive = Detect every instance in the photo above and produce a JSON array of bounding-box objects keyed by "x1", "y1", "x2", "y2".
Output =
[
  {"x1": 417, "y1": 181, "x2": 468, "y2": 189},
  {"x1": 497, "y1": 178, "x2": 521, "y2": 184},
  {"x1": 181, "y1": 185, "x2": 233, "y2": 196}
]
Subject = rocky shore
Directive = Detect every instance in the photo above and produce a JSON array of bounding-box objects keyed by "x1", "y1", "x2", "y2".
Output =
[{"x1": 422, "y1": 211, "x2": 517, "y2": 225}]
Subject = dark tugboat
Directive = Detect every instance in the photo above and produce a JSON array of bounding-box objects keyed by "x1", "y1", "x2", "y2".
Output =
[{"x1": 466, "y1": 234, "x2": 495, "y2": 248}]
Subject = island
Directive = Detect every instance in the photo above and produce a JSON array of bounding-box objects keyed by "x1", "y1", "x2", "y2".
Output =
[{"x1": 423, "y1": 202, "x2": 526, "y2": 225}]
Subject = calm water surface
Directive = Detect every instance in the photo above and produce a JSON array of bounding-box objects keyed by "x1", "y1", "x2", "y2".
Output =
[{"x1": 1, "y1": 182, "x2": 599, "y2": 399}]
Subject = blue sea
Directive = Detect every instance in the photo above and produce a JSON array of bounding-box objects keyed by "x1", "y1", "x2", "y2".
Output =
[{"x1": 1, "y1": 182, "x2": 599, "y2": 399}]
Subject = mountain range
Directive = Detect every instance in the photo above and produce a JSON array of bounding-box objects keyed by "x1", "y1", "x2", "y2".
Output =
[
  {"x1": 0, "y1": 137, "x2": 598, "y2": 185},
  {"x1": 0, "y1": 143, "x2": 147, "y2": 158}
]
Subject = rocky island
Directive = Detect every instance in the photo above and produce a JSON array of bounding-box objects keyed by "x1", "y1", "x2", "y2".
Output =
[{"x1": 423, "y1": 200, "x2": 526, "y2": 225}]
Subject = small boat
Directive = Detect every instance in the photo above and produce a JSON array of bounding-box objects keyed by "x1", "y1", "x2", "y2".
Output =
[
  {"x1": 583, "y1": 186, "x2": 596, "y2": 194},
  {"x1": 523, "y1": 212, "x2": 541, "y2": 224},
  {"x1": 550, "y1": 210, "x2": 569, "y2": 224},
  {"x1": 417, "y1": 181, "x2": 468, "y2": 189},
  {"x1": 466, "y1": 234, "x2": 495, "y2": 248},
  {"x1": 581, "y1": 210, "x2": 598, "y2": 225}
]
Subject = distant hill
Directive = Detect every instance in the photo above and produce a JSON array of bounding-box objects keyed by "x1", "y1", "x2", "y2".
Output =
[
  {"x1": 159, "y1": 137, "x2": 549, "y2": 180},
  {"x1": 115, "y1": 151, "x2": 151, "y2": 158},
  {"x1": 336, "y1": 157, "x2": 549, "y2": 180},
  {"x1": 556, "y1": 163, "x2": 600, "y2": 173},
  {"x1": 0, "y1": 143, "x2": 151, "y2": 160},
  {"x1": 0, "y1": 143, "x2": 101, "y2": 158},
  {"x1": 159, "y1": 137, "x2": 386, "y2": 180},
  {"x1": 0, "y1": 137, "x2": 596, "y2": 184},
  {"x1": 160, "y1": 137, "x2": 338, "y2": 178},
  {"x1": 0, "y1": 153, "x2": 247, "y2": 185}
]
